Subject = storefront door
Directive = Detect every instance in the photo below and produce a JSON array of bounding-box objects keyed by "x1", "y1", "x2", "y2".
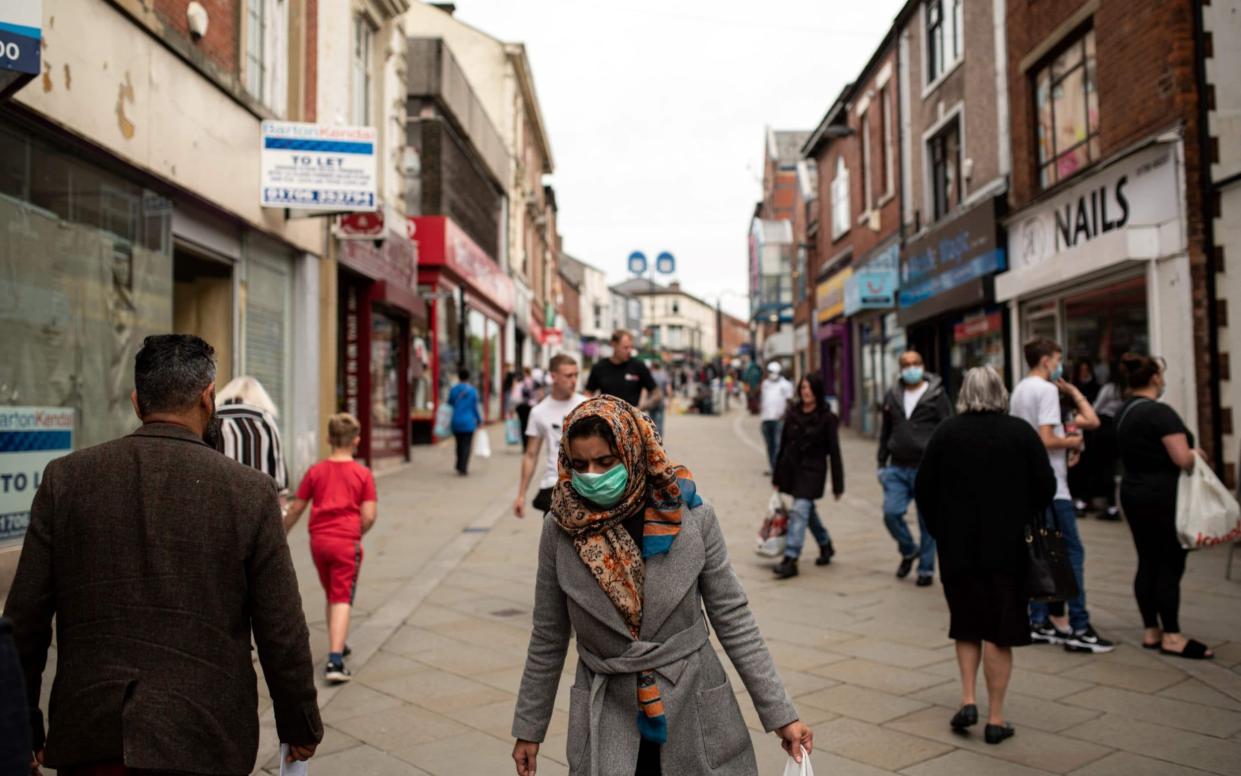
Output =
[{"x1": 173, "y1": 248, "x2": 234, "y2": 384}]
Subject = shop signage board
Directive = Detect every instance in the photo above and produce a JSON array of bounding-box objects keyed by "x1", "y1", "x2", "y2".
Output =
[
  {"x1": 0, "y1": 406, "x2": 73, "y2": 542},
  {"x1": 816, "y1": 267, "x2": 853, "y2": 323},
  {"x1": 1009, "y1": 143, "x2": 1180, "y2": 272},
  {"x1": 260, "y1": 121, "x2": 377, "y2": 211},
  {"x1": 0, "y1": 0, "x2": 41, "y2": 96},
  {"x1": 953, "y1": 311, "x2": 1003, "y2": 343},
  {"x1": 899, "y1": 200, "x2": 1005, "y2": 308},
  {"x1": 412, "y1": 216, "x2": 515, "y2": 314}
]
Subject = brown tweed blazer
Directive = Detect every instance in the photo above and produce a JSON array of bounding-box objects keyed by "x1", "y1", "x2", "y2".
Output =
[{"x1": 3, "y1": 422, "x2": 322, "y2": 775}]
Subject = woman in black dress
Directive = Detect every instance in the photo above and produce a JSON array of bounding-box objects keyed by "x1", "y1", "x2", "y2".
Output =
[
  {"x1": 1113, "y1": 354, "x2": 1214, "y2": 659},
  {"x1": 916, "y1": 367, "x2": 1055, "y2": 745}
]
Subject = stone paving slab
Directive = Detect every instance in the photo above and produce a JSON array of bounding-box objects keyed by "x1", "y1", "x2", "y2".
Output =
[
  {"x1": 1065, "y1": 751, "x2": 1218, "y2": 776},
  {"x1": 900, "y1": 749, "x2": 1055, "y2": 776},
  {"x1": 1062, "y1": 713, "x2": 1241, "y2": 775}
]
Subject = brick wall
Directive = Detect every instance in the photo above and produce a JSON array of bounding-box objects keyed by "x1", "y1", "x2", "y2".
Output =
[
  {"x1": 1006, "y1": 0, "x2": 1214, "y2": 459},
  {"x1": 151, "y1": 0, "x2": 239, "y2": 77}
]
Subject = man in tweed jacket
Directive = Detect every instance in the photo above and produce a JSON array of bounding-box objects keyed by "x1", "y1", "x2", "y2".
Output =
[{"x1": 4, "y1": 334, "x2": 322, "y2": 775}]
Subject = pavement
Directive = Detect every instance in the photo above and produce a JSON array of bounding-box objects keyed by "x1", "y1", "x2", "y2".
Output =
[{"x1": 32, "y1": 403, "x2": 1241, "y2": 774}]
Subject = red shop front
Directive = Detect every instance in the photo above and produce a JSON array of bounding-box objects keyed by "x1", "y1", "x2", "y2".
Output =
[
  {"x1": 411, "y1": 216, "x2": 514, "y2": 443},
  {"x1": 336, "y1": 229, "x2": 426, "y2": 467}
]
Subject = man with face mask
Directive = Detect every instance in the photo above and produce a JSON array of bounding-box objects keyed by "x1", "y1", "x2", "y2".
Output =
[
  {"x1": 877, "y1": 351, "x2": 952, "y2": 586},
  {"x1": 1010, "y1": 337, "x2": 1114, "y2": 655},
  {"x1": 4, "y1": 334, "x2": 322, "y2": 774}
]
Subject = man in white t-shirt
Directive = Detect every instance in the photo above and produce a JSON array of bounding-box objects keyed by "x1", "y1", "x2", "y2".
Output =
[
  {"x1": 513, "y1": 354, "x2": 586, "y2": 518},
  {"x1": 759, "y1": 362, "x2": 795, "y2": 474},
  {"x1": 1010, "y1": 337, "x2": 1114, "y2": 654}
]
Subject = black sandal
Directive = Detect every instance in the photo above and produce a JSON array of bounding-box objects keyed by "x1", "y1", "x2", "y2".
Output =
[{"x1": 1160, "y1": 638, "x2": 1214, "y2": 660}]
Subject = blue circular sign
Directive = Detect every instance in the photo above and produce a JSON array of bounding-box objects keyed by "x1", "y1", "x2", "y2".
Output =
[
  {"x1": 628, "y1": 251, "x2": 648, "y2": 275},
  {"x1": 655, "y1": 251, "x2": 676, "y2": 274}
]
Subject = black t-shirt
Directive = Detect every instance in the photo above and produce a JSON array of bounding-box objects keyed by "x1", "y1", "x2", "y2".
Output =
[
  {"x1": 586, "y1": 358, "x2": 656, "y2": 406},
  {"x1": 1116, "y1": 397, "x2": 1192, "y2": 496}
]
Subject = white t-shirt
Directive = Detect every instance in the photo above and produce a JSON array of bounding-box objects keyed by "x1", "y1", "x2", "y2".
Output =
[
  {"x1": 527, "y1": 392, "x2": 587, "y2": 489},
  {"x1": 760, "y1": 377, "x2": 795, "y2": 421},
  {"x1": 1010, "y1": 375, "x2": 1070, "y2": 501},
  {"x1": 903, "y1": 382, "x2": 929, "y2": 418}
]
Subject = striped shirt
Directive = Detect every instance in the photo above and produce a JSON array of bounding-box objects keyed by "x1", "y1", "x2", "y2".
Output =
[{"x1": 218, "y1": 401, "x2": 288, "y2": 493}]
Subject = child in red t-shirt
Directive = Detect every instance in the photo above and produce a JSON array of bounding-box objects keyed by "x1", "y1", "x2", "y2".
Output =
[{"x1": 284, "y1": 413, "x2": 377, "y2": 683}]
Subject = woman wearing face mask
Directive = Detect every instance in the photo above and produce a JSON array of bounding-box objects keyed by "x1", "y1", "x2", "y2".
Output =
[
  {"x1": 771, "y1": 372, "x2": 845, "y2": 579},
  {"x1": 1113, "y1": 354, "x2": 1214, "y2": 659},
  {"x1": 511, "y1": 395, "x2": 813, "y2": 776}
]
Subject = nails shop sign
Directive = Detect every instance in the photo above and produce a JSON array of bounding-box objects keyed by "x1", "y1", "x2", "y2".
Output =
[
  {"x1": 0, "y1": 0, "x2": 41, "y2": 97},
  {"x1": 0, "y1": 407, "x2": 73, "y2": 543}
]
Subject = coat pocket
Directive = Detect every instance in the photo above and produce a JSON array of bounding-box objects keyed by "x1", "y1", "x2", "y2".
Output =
[
  {"x1": 567, "y1": 686, "x2": 591, "y2": 772},
  {"x1": 696, "y1": 680, "x2": 749, "y2": 769}
]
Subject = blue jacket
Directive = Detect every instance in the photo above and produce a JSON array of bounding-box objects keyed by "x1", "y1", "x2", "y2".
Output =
[{"x1": 448, "y1": 382, "x2": 481, "y2": 433}]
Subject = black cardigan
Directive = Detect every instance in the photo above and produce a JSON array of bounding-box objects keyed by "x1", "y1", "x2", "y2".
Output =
[
  {"x1": 773, "y1": 403, "x2": 844, "y2": 500},
  {"x1": 914, "y1": 412, "x2": 1055, "y2": 583}
]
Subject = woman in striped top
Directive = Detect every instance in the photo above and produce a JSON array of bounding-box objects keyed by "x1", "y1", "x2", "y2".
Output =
[{"x1": 216, "y1": 376, "x2": 289, "y2": 500}]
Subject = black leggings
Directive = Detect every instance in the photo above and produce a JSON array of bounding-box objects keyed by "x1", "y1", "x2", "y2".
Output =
[
  {"x1": 454, "y1": 431, "x2": 474, "y2": 474},
  {"x1": 1121, "y1": 491, "x2": 1188, "y2": 632},
  {"x1": 634, "y1": 740, "x2": 661, "y2": 775}
]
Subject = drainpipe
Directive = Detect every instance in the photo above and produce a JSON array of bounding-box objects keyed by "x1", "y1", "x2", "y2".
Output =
[{"x1": 1192, "y1": 0, "x2": 1224, "y2": 474}]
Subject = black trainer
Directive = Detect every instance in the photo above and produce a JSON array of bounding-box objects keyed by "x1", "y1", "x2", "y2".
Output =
[
  {"x1": 1030, "y1": 621, "x2": 1072, "y2": 645},
  {"x1": 325, "y1": 659, "x2": 352, "y2": 684},
  {"x1": 815, "y1": 542, "x2": 835, "y2": 566},
  {"x1": 916, "y1": 574, "x2": 934, "y2": 587},
  {"x1": 896, "y1": 555, "x2": 916, "y2": 579},
  {"x1": 1064, "y1": 626, "x2": 1116, "y2": 654}
]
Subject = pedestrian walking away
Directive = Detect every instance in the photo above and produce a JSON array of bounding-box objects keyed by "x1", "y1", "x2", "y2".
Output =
[
  {"x1": 759, "y1": 361, "x2": 794, "y2": 475},
  {"x1": 449, "y1": 368, "x2": 484, "y2": 475},
  {"x1": 3, "y1": 334, "x2": 322, "y2": 775},
  {"x1": 513, "y1": 366, "x2": 537, "y2": 452},
  {"x1": 284, "y1": 412, "x2": 379, "y2": 682},
  {"x1": 215, "y1": 375, "x2": 289, "y2": 502},
  {"x1": 511, "y1": 395, "x2": 812, "y2": 776},
  {"x1": 514, "y1": 354, "x2": 587, "y2": 518},
  {"x1": 876, "y1": 350, "x2": 951, "y2": 587},
  {"x1": 585, "y1": 329, "x2": 663, "y2": 411},
  {"x1": 916, "y1": 366, "x2": 1057, "y2": 746},
  {"x1": 1010, "y1": 337, "x2": 1114, "y2": 653},
  {"x1": 1114, "y1": 353, "x2": 1215, "y2": 659},
  {"x1": 771, "y1": 371, "x2": 844, "y2": 579}
]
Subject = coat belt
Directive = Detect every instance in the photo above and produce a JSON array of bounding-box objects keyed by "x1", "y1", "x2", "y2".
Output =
[{"x1": 576, "y1": 617, "x2": 710, "y2": 776}]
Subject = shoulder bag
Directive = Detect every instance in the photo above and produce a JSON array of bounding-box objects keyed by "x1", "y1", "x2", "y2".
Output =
[{"x1": 1025, "y1": 509, "x2": 1080, "y2": 603}]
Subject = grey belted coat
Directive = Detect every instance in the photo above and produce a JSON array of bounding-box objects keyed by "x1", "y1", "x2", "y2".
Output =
[{"x1": 512, "y1": 502, "x2": 799, "y2": 775}]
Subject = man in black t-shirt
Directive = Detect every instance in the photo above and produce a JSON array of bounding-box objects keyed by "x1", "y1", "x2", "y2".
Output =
[{"x1": 585, "y1": 329, "x2": 662, "y2": 410}]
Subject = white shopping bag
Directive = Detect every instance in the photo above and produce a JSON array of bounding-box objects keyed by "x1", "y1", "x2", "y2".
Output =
[
  {"x1": 279, "y1": 744, "x2": 309, "y2": 776},
  {"x1": 473, "y1": 429, "x2": 493, "y2": 459},
  {"x1": 782, "y1": 748, "x2": 814, "y2": 776},
  {"x1": 1176, "y1": 456, "x2": 1241, "y2": 549},
  {"x1": 756, "y1": 492, "x2": 789, "y2": 557}
]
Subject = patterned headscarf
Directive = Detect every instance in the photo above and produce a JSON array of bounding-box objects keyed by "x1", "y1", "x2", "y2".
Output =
[{"x1": 550, "y1": 395, "x2": 702, "y2": 743}]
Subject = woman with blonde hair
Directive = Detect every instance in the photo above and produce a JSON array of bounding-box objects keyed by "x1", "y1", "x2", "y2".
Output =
[{"x1": 216, "y1": 375, "x2": 288, "y2": 499}]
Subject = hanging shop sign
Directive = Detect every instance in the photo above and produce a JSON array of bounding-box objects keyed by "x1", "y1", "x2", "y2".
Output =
[
  {"x1": 816, "y1": 267, "x2": 853, "y2": 323},
  {"x1": 260, "y1": 121, "x2": 377, "y2": 211},
  {"x1": 899, "y1": 200, "x2": 1004, "y2": 308},
  {"x1": 844, "y1": 243, "x2": 901, "y2": 315},
  {"x1": 0, "y1": 0, "x2": 41, "y2": 98},
  {"x1": 0, "y1": 406, "x2": 73, "y2": 542}
]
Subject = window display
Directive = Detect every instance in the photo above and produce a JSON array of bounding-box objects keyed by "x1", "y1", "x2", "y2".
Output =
[{"x1": 371, "y1": 308, "x2": 406, "y2": 458}]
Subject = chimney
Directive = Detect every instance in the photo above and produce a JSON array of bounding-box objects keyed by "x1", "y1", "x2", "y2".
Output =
[
  {"x1": 669, "y1": 281, "x2": 681, "y2": 291},
  {"x1": 430, "y1": 3, "x2": 456, "y2": 14}
]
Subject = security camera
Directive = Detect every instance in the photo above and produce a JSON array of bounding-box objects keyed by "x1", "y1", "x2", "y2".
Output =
[{"x1": 187, "y1": 2, "x2": 209, "y2": 41}]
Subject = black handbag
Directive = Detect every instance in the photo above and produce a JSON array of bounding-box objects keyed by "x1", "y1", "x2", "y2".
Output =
[{"x1": 1025, "y1": 510, "x2": 1080, "y2": 603}]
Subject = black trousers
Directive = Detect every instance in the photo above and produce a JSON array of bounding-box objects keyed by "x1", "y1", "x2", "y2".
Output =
[
  {"x1": 454, "y1": 431, "x2": 474, "y2": 474},
  {"x1": 1122, "y1": 490, "x2": 1188, "y2": 632},
  {"x1": 516, "y1": 404, "x2": 533, "y2": 452}
]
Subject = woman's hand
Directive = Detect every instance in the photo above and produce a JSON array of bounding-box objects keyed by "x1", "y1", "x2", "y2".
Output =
[
  {"x1": 777, "y1": 720, "x2": 813, "y2": 762},
  {"x1": 513, "y1": 739, "x2": 540, "y2": 776}
]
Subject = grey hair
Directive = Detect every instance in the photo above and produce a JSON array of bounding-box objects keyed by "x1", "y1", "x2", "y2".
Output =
[
  {"x1": 134, "y1": 334, "x2": 217, "y2": 416},
  {"x1": 956, "y1": 366, "x2": 1009, "y2": 414},
  {"x1": 216, "y1": 375, "x2": 279, "y2": 417}
]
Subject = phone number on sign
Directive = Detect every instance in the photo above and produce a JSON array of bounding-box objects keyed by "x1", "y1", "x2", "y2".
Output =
[{"x1": 263, "y1": 189, "x2": 376, "y2": 207}]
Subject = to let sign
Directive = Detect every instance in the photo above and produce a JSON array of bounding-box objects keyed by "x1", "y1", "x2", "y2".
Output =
[
  {"x1": 0, "y1": 406, "x2": 73, "y2": 542},
  {"x1": 261, "y1": 121, "x2": 377, "y2": 211}
]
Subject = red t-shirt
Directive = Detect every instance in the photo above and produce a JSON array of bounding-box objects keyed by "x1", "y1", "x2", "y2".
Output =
[{"x1": 295, "y1": 460, "x2": 377, "y2": 541}]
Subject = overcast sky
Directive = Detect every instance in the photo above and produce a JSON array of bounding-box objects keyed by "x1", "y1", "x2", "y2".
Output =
[{"x1": 447, "y1": 0, "x2": 907, "y2": 318}]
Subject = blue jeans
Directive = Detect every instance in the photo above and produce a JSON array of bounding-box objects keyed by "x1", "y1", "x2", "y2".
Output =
[
  {"x1": 761, "y1": 420, "x2": 781, "y2": 471},
  {"x1": 1029, "y1": 499, "x2": 1090, "y2": 632},
  {"x1": 649, "y1": 405, "x2": 666, "y2": 440},
  {"x1": 785, "y1": 498, "x2": 832, "y2": 560},
  {"x1": 880, "y1": 465, "x2": 936, "y2": 576}
]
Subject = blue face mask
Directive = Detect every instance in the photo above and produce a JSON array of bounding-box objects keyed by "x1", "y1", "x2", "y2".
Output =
[
  {"x1": 900, "y1": 366, "x2": 924, "y2": 385},
  {"x1": 1049, "y1": 363, "x2": 1064, "y2": 382},
  {"x1": 570, "y1": 463, "x2": 629, "y2": 508}
]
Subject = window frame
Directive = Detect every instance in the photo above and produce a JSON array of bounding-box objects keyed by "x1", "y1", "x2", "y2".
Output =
[
  {"x1": 880, "y1": 85, "x2": 894, "y2": 200},
  {"x1": 923, "y1": 0, "x2": 965, "y2": 93},
  {"x1": 351, "y1": 14, "x2": 376, "y2": 126},
  {"x1": 830, "y1": 155, "x2": 851, "y2": 240},
  {"x1": 924, "y1": 111, "x2": 963, "y2": 222},
  {"x1": 859, "y1": 110, "x2": 873, "y2": 214},
  {"x1": 1032, "y1": 26, "x2": 1100, "y2": 190}
]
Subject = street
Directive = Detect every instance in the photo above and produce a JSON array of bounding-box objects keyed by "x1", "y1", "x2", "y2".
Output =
[{"x1": 218, "y1": 405, "x2": 1241, "y2": 775}]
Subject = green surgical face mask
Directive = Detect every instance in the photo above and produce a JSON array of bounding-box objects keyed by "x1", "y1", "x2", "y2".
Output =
[{"x1": 570, "y1": 463, "x2": 629, "y2": 508}]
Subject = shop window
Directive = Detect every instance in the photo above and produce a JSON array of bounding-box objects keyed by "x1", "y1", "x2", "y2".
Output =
[
  {"x1": 436, "y1": 292, "x2": 460, "y2": 405},
  {"x1": 1035, "y1": 28, "x2": 1100, "y2": 189},
  {"x1": 830, "y1": 156, "x2": 850, "y2": 239},
  {"x1": 928, "y1": 117, "x2": 961, "y2": 221},
  {"x1": 410, "y1": 325, "x2": 433, "y2": 422},
  {"x1": 926, "y1": 0, "x2": 964, "y2": 85},
  {"x1": 371, "y1": 307, "x2": 406, "y2": 458},
  {"x1": 351, "y1": 15, "x2": 375, "y2": 126},
  {"x1": 244, "y1": 0, "x2": 287, "y2": 114}
]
